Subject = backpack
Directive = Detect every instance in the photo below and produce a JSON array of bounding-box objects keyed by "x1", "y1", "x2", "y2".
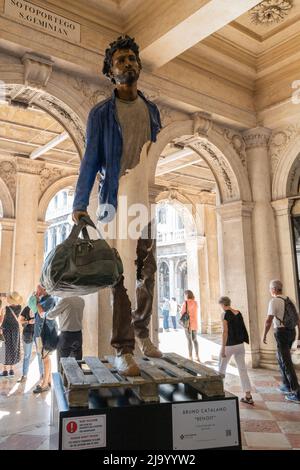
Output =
[{"x1": 276, "y1": 297, "x2": 299, "y2": 330}]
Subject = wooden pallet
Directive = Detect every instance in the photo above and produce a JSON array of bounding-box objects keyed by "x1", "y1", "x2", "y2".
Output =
[{"x1": 60, "y1": 353, "x2": 225, "y2": 407}]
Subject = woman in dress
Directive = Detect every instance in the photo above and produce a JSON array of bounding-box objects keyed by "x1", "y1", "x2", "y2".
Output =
[
  {"x1": 0, "y1": 292, "x2": 23, "y2": 377},
  {"x1": 180, "y1": 290, "x2": 200, "y2": 362},
  {"x1": 218, "y1": 296, "x2": 254, "y2": 405}
]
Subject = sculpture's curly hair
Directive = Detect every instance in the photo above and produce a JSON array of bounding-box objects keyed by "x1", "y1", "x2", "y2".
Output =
[{"x1": 102, "y1": 35, "x2": 142, "y2": 83}]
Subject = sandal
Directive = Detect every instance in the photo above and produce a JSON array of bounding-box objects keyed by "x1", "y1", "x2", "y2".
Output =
[{"x1": 240, "y1": 395, "x2": 254, "y2": 405}]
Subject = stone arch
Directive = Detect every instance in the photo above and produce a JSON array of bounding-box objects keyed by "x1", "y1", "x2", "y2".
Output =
[
  {"x1": 38, "y1": 174, "x2": 78, "y2": 221},
  {"x1": 147, "y1": 120, "x2": 251, "y2": 204},
  {"x1": 272, "y1": 135, "x2": 300, "y2": 199},
  {"x1": 0, "y1": 62, "x2": 87, "y2": 160},
  {"x1": 0, "y1": 177, "x2": 14, "y2": 218},
  {"x1": 155, "y1": 189, "x2": 202, "y2": 237}
]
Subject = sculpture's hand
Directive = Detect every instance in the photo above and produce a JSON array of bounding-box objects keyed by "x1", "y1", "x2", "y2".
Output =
[{"x1": 72, "y1": 210, "x2": 89, "y2": 224}]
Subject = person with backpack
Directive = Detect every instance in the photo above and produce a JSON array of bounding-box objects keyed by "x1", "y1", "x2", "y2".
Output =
[{"x1": 263, "y1": 279, "x2": 300, "y2": 404}]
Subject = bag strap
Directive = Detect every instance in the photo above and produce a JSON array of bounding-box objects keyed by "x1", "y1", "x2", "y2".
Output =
[
  {"x1": 66, "y1": 216, "x2": 104, "y2": 245},
  {"x1": 185, "y1": 301, "x2": 189, "y2": 316},
  {"x1": 274, "y1": 296, "x2": 286, "y2": 325},
  {"x1": 8, "y1": 306, "x2": 19, "y2": 325}
]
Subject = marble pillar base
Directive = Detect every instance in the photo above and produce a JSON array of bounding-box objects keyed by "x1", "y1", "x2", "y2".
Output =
[
  {"x1": 259, "y1": 349, "x2": 278, "y2": 369},
  {"x1": 201, "y1": 321, "x2": 222, "y2": 335}
]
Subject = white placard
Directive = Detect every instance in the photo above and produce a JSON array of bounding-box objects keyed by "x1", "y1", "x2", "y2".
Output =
[
  {"x1": 62, "y1": 415, "x2": 106, "y2": 450},
  {"x1": 4, "y1": 0, "x2": 81, "y2": 44},
  {"x1": 172, "y1": 400, "x2": 239, "y2": 450}
]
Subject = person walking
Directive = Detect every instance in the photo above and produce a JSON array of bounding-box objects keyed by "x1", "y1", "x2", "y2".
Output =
[
  {"x1": 0, "y1": 292, "x2": 23, "y2": 378},
  {"x1": 180, "y1": 290, "x2": 200, "y2": 362},
  {"x1": 32, "y1": 285, "x2": 56, "y2": 394},
  {"x1": 18, "y1": 305, "x2": 36, "y2": 383},
  {"x1": 169, "y1": 297, "x2": 178, "y2": 331},
  {"x1": 162, "y1": 298, "x2": 170, "y2": 332},
  {"x1": 218, "y1": 296, "x2": 254, "y2": 405},
  {"x1": 263, "y1": 279, "x2": 300, "y2": 404},
  {"x1": 46, "y1": 296, "x2": 84, "y2": 366}
]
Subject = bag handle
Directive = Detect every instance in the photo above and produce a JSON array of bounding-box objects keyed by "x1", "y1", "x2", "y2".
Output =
[{"x1": 66, "y1": 216, "x2": 103, "y2": 244}]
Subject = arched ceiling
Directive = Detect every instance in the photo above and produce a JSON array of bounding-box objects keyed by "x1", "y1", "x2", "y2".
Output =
[{"x1": 0, "y1": 101, "x2": 79, "y2": 167}]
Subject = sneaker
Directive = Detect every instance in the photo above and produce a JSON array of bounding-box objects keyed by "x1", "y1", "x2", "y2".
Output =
[
  {"x1": 17, "y1": 376, "x2": 27, "y2": 383},
  {"x1": 277, "y1": 384, "x2": 291, "y2": 394},
  {"x1": 136, "y1": 337, "x2": 163, "y2": 358},
  {"x1": 285, "y1": 393, "x2": 300, "y2": 404},
  {"x1": 33, "y1": 384, "x2": 50, "y2": 394},
  {"x1": 115, "y1": 354, "x2": 140, "y2": 377},
  {"x1": 9, "y1": 370, "x2": 14, "y2": 377},
  {"x1": 0, "y1": 370, "x2": 8, "y2": 377}
]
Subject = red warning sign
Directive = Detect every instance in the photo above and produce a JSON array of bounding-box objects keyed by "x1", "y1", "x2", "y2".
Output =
[{"x1": 66, "y1": 421, "x2": 78, "y2": 433}]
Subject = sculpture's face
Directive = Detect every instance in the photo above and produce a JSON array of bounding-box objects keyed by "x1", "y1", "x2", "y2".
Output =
[{"x1": 110, "y1": 48, "x2": 140, "y2": 85}]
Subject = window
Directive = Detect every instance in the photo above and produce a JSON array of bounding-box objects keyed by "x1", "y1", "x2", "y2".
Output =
[{"x1": 158, "y1": 206, "x2": 167, "y2": 224}]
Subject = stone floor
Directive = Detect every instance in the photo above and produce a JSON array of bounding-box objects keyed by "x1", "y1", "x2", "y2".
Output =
[{"x1": 0, "y1": 330, "x2": 299, "y2": 450}]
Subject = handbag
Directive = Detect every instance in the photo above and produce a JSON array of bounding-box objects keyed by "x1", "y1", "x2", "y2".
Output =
[
  {"x1": 40, "y1": 316, "x2": 59, "y2": 353},
  {"x1": 180, "y1": 301, "x2": 190, "y2": 329},
  {"x1": 40, "y1": 216, "x2": 123, "y2": 296},
  {"x1": 23, "y1": 324, "x2": 34, "y2": 344}
]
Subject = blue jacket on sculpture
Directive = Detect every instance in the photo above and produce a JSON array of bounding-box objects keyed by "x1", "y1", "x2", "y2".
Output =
[{"x1": 73, "y1": 89, "x2": 161, "y2": 220}]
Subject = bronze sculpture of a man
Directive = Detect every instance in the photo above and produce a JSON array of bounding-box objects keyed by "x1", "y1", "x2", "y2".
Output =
[{"x1": 72, "y1": 35, "x2": 162, "y2": 376}]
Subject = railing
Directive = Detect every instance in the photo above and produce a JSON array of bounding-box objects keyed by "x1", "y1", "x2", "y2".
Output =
[{"x1": 157, "y1": 229, "x2": 185, "y2": 244}]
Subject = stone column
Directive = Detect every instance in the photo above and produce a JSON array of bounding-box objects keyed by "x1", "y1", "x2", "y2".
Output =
[
  {"x1": 82, "y1": 183, "x2": 107, "y2": 358},
  {"x1": 0, "y1": 217, "x2": 15, "y2": 293},
  {"x1": 186, "y1": 235, "x2": 200, "y2": 310},
  {"x1": 204, "y1": 204, "x2": 221, "y2": 334},
  {"x1": 149, "y1": 187, "x2": 159, "y2": 348},
  {"x1": 272, "y1": 198, "x2": 298, "y2": 304},
  {"x1": 243, "y1": 128, "x2": 281, "y2": 368},
  {"x1": 197, "y1": 235, "x2": 210, "y2": 334},
  {"x1": 169, "y1": 258, "x2": 175, "y2": 299},
  {"x1": 216, "y1": 201, "x2": 259, "y2": 367},
  {"x1": 11, "y1": 161, "x2": 41, "y2": 301},
  {"x1": 35, "y1": 221, "x2": 49, "y2": 287}
]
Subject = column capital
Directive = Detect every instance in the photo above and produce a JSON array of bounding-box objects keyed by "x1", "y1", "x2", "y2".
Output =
[
  {"x1": 216, "y1": 200, "x2": 255, "y2": 220},
  {"x1": 0, "y1": 217, "x2": 16, "y2": 230},
  {"x1": 243, "y1": 127, "x2": 272, "y2": 150},
  {"x1": 16, "y1": 157, "x2": 44, "y2": 175},
  {"x1": 271, "y1": 198, "x2": 293, "y2": 216}
]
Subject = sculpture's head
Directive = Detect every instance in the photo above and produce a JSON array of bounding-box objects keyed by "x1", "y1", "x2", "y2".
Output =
[{"x1": 103, "y1": 35, "x2": 142, "y2": 86}]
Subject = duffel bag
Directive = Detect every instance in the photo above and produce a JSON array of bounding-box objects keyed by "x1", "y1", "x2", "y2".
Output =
[{"x1": 40, "y1": 216, "x2": 123, "y2": 296}]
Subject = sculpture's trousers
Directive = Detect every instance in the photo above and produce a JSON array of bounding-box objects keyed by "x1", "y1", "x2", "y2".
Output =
[{"x1": 111, "y1": 221, "x2": 156, "y2": 355}]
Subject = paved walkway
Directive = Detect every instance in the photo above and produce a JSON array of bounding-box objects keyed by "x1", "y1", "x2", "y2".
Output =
[{"x1": 0, "y1": 330, "x2": 299, "y2": 450}]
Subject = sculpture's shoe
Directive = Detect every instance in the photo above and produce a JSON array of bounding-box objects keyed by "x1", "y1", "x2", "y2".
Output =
[
  {"x1": 137, "y1": 337, "x2": 163, "y2": 358},
  {"x1": 115, "y1": 353, "x2": 140, "y2": 377}
]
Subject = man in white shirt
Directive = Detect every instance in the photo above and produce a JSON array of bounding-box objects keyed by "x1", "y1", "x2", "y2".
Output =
[
  {"x1": 47, "y1": 296, "x2": 84, "y2": 365},
  {"x1": 263, "y1": 279, "x2": 300, "y2": 404}
]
